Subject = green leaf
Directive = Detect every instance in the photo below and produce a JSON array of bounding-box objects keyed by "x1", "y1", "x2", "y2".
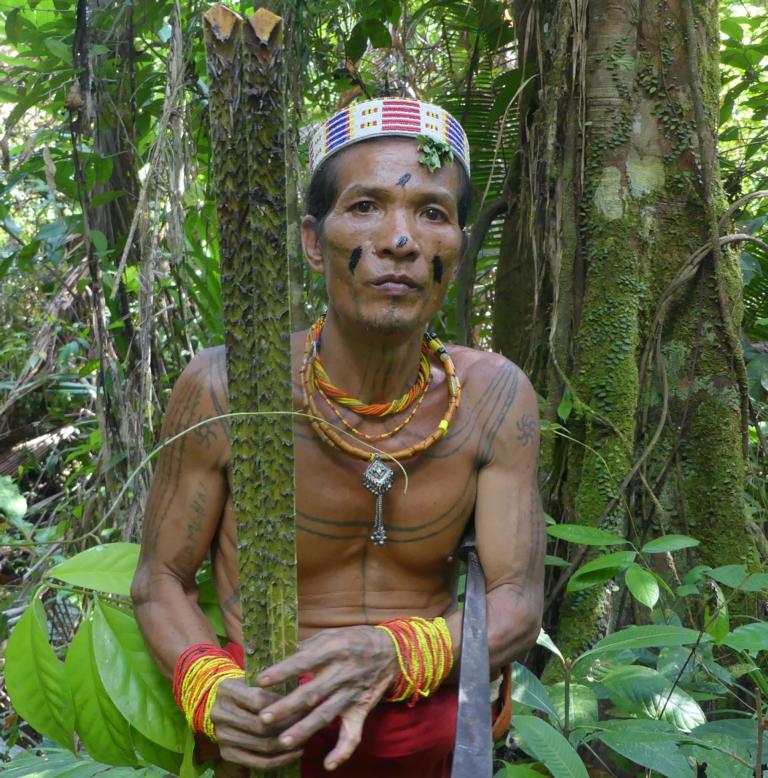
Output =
[
  {"x1": 5, "y1": 599, "x2": 75, "y2": 748},
  {"x1": 511, "y1": 663, "x2": 559, "y2": 721},
  {"x1": 362, "y1": 19, "x2": 392, "y2": 48},
  {"x1": 721, "y1": 622, "x2": 768, "y2": 654},
  {"x1": 548, "y1": 682, "x2": 597, "y2": 729},
  {"x1": 46, "y1": 543, "x2": 139, "y2": 595},
  {"x1": 495, "y1": 764, "x2": 545, "y2": 777},
  {"x1": 601, "y1": 665, "x2": 706, "y2": 731},
  {"x1": 546, "y1": 524, "x2": 627, "y2": 546},
  {"x1": 721, "y1": 18, "x2": 744, "y2": 41},
  {"x1": 44, "y1": 38, "x2": 72, "y2": 62},
  {"x1": 625, "y1": 564, "x2": 660, "y2": 609},
  {"x1": 512, "y1": 715, "x2": 588, "y2": 778},
  {"x1": 705, "y1": 564, "x2": 750, "y2": 588},
  {"x1": 345, "y1": 21, "x2": 368, "y2": 61},
  {"x1": 545, "y1": 554, "x2": 570, "y2": 567},
  {"x1": 92, "y1": 600, "x2": 186, "y2": 752},
  {"x1": 596, "y1": 723, "x2": 694, "y2": 777},
  {"x1": 576, "y1": 624, "x2": 707, "y2": 668},
  {"x1": 65, "y1": 617, "x2": 137, "y2": 765},
  {"x1": 90, "y1": 228, "x2": 108, "y2": 256},
  {"x1": 0, "y1": 475, "x2": 27, "y2": 522},
  {"x1": 132, "y1": 726, "x2": 184, "y2": 774},
  {"x1": 556, "y1": 387, "x2": 573, "y2": 422},
  {"x1": 641, "y1": 534, "x2": 700, "y2": 553},
  {"x1": 567, "y1": 551, "x2": 637, "y2": 593}
]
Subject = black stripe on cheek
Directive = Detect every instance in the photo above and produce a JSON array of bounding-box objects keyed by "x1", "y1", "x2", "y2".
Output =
[
  {"x1": 348, "y1": 246, "x2": 363, "y2": 274},
  {"x1": 432, "y1": 255, "x2": 443, "y2": 283}
]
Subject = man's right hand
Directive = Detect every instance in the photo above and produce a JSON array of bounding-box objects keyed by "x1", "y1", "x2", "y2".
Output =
[{"x1": 211, "y1": 677, "x2": 304, "y2": 770}]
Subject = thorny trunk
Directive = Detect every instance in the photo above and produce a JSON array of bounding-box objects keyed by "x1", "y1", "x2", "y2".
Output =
[
  {"x1": 204, "y1": 6, "x2": 298, "y2": 777},
  {"x1": 496, "y1": 0, "x2": 761, "y2": 664}
]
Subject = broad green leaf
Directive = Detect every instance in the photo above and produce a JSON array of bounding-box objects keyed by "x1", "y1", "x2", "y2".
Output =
[
  {"x1": 65, "y1": 617, "x2": 137, "y2": 765},
  {"x1": 706, "y1": 564, "x2": 750, "y2": 589},
  {"x1": 44, "y1": 38, "x2": 72, "y2": 62},
  {"x1": 576, "y1": 624, "x2": 707, "y2": 669},
  {"x1": 512, "y1": 715, "x2": 588, "y2": 778},
  {"x1": 657, "y1": 646, "x2": 694, "y2": 685},
  {"x1": 548, "y1": 682, "x2": 597, "y2": 729},
  {"x1": 601, "y1": 665, "x2": 706, "y2": 731},
  {"x1": 721, "y1": 622, "x2": 768, "y2": 654},
  {"x1": 363, "y1": 19, "x2": 392, "y2": 48},
  {"x1": 92, "y1": 600, "x2": 186, "y2": 752},
  {"x1": 546, "y1": 524, "x2": 627, "y2": 546},
  {"x1": 567, "y1": 551, "x2": 636, "y2": 593},
  {"x1": 511, "y1": 663, "x2": 559, "y2": 720},
  {"x1": 691, "y1": 719, "x2": 766, "y2": 765},
  {"x1": 46, "y1": 542, "x2": 139, "y2": 595},
  {"x1": 0, "y1": 475, "x2": 26, "y2": 522},
  {"x1": 5, "y1": 599, "x2": 74, "y2": 749},
  {"x1": 598, "y1": 728, "x2": 694, "y2": 777},
  {"x1": 495, "y1": 764, "x2": 545, "y2": 777},
  {"x1": 545, "y1": 554, "x2": 570, "y2": 567},
  {"x1": 0, "y1": 749, "x2": 80, "y2": 777},
  {"x1": 625, "y1": 564, "x2": 659, "y2": 609},
  {"x1": 641, "y1": 534, "x2": 700, "y2": 553},
  {"x1": 132, "y1": 726, "x2": 184, "y2": 774}
]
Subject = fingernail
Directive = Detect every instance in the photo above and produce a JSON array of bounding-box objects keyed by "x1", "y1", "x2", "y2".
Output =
[
  {"x1": 258, "y1": 675, "x2": 271, "y2": 685},
  {"x1": 326, "y1": 762, "x2": 337, "y2": 771},
  {"x1": 261, "y1": 712, "x2": 274, "y2": 723},
  {"x1": 280, "y1": 735, "x2": 294, "y2": 747}
]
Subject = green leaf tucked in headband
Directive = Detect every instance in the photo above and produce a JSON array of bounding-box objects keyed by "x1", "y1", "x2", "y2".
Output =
[{"x1": 417, "y1": 135, "x2": 455, "y2": 173}]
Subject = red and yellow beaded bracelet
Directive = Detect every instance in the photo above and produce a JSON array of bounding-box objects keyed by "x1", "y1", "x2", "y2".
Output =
[
  {"x1": 172, "y1": 643, "x2": 245, "y2": 741},
  {"x1": 375, "y1": 617, "x2": 454, "y2": 706}
]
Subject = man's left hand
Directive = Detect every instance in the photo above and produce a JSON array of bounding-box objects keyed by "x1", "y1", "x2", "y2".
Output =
[{"x1": 255, "y1": 626, "x2": 398, "y2": 771}]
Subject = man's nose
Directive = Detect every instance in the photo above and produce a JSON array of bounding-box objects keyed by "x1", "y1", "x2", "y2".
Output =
[{"x1": 374, "y1": 211, "x2": 419, "y2": 260}]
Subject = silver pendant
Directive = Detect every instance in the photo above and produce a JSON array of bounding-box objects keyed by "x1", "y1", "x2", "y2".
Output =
[{"x1": 362, "y1": 455, "x2": 394, "y2": 545}]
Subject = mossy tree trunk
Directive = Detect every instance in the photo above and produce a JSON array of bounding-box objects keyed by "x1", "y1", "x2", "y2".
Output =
[
  {"x1": 204, "y1": 5, "x2": 299, "y2": 776},
  {"x1": 495, "y1": 0, "x2": 760, "y2": 663}
]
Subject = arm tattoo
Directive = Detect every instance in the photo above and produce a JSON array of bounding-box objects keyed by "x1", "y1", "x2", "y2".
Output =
[{"x1": 516, "y1": 414, "x2": 537, "y2": 447}]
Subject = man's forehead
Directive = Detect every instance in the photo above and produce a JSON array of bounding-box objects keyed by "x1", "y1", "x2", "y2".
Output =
[{"x1": 308, "y1": 98, "x2": 470, "y2": 180}]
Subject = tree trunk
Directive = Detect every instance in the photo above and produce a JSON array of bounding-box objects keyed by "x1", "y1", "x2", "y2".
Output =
[
  {"x1": 204, "y1": 5, "x2": 299, "y2": 777},
  {"x1": 497, "y1": 0, "x2": 760, "y2": 665}
]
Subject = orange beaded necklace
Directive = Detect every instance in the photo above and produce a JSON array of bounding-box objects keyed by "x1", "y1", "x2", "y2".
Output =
[{"x1": 300, "y1": 317, "x2": 462, "y2": 544}]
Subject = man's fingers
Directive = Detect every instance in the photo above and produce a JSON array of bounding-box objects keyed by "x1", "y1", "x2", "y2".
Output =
[
  {"x1": 217, "y1": 744, "x2": 303, "y2": 771},
  {"x1": 217, "y1": 677, "x2": 279, "y2": 714},
  {"x1": 275, "y1": 690, "x2": 357, "y2": 749},
  {"x1": 322, "y1": 709, "x2": 366, "y2": 771},
  {"x1": 259, "y1": 670, "x2": 342, "y2": 725},
  {"x1": 257, "y1": 645, "x2": 334, "y2": 687}
]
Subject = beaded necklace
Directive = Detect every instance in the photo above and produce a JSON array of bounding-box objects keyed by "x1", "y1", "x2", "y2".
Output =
[{"x1": 300, "y1": 317, "x2": 461, "y2": 544}]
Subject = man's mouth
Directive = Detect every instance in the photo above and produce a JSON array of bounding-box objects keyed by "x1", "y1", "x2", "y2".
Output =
[{"x1": 370, "y1": 274, "x2": 420, "y2": 295}]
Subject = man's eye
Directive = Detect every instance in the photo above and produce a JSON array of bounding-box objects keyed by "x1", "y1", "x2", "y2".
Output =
[
  {"x1": 423, "y1": 207, "x2": 447, "y2": 222},
  {"x1": 352, "y1": 201, "x2": 376, "y2": 213}
]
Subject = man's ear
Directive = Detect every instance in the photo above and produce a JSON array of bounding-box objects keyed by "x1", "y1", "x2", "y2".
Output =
[{"x1": 301, "y1": 215, "x2": 324, "y2": 273}]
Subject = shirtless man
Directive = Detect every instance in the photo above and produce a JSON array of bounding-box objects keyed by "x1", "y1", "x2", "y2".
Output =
[{"x1": 132, "y1": 98, "x2": 544, "y2": 776}]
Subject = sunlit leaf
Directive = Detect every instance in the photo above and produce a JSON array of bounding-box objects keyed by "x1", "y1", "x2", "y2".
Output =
[
  {"x1": 547, "y1": 524, "x2": 627, "y2": 546},
  {"x1": 46, "y1": 542, "x2": 139, "y2": 595},
  {"x1": 92, "y1": 600, "x2": 186, "y2": 753},
  {"x1": 625, "y1": 564, "x2": 660, "y2": 609},
  {"x1": 641, "y1": 534, "x2": 700, "y2": 553},
  {"x1": 5, "y1": 599, "x2": 74, "y2": 749}
]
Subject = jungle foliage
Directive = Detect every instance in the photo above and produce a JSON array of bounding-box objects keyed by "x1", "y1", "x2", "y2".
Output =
[{"x1": 0, "y1": 0, "x2": 767, "y2": 776}]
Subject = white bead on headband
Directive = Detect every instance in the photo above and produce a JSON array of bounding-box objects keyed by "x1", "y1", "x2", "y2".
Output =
[{"x1": 308, "y1": 98, "x2": 471, "y2": 177}]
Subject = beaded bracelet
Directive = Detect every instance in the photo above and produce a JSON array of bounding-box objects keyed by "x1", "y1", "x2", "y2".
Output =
[
  {"x1": 375, "y1": 617, "x2": 454, "y2": 707},
  {"x1": 172, "y1": 643, "x2": 245, "y2": 741}
]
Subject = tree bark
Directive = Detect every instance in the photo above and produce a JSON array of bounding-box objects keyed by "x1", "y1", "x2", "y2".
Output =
[
  {"x1": 204, "y1": 5, "x2": 299, "y2": 776},
  {"x1": 497, "y1": 0, "x2": 760, "y2": 666}
]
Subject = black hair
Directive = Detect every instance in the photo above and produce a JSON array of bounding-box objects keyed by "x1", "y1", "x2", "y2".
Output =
[{"x1": 305, "y1": 137, "x2": 473, "y2": 230}]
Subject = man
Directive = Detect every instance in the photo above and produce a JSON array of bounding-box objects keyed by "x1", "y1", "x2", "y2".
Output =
[{"x1": 132, "y1": 98, "x2": 544, "y2": 776}]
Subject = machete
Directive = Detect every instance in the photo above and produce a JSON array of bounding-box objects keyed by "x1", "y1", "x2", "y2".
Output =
[{"x1": 451, "y1": 528, "x2": 492, "y2": 778}]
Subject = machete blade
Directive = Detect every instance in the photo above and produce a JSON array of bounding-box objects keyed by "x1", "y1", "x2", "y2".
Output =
[{"x1": 451, "y1": 547, "x2": 492, "y2": 778}]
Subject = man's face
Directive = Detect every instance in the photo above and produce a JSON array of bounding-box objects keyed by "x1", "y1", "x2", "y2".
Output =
[{"x1": 301, "y1": 138, "x2": 465, "y2": 338}]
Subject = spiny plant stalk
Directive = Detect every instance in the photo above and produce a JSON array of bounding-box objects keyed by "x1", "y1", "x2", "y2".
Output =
[{"x1": 204, "y1": 5, "x2": 298, "y2": 777}]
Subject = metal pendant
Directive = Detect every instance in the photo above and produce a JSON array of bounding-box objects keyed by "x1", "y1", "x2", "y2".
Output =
[{"x1": 362, "y1": 455, "x2": 394, "y2": 545}]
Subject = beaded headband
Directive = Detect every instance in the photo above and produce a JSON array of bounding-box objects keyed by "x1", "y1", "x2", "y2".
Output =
[{"x1": 308, "y1": 98, "x2": 471, "y2": 177}]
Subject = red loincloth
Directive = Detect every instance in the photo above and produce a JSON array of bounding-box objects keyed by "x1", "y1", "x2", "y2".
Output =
[{"x1": 224, "y1": 642, "x2": 457, "y2": 777}]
